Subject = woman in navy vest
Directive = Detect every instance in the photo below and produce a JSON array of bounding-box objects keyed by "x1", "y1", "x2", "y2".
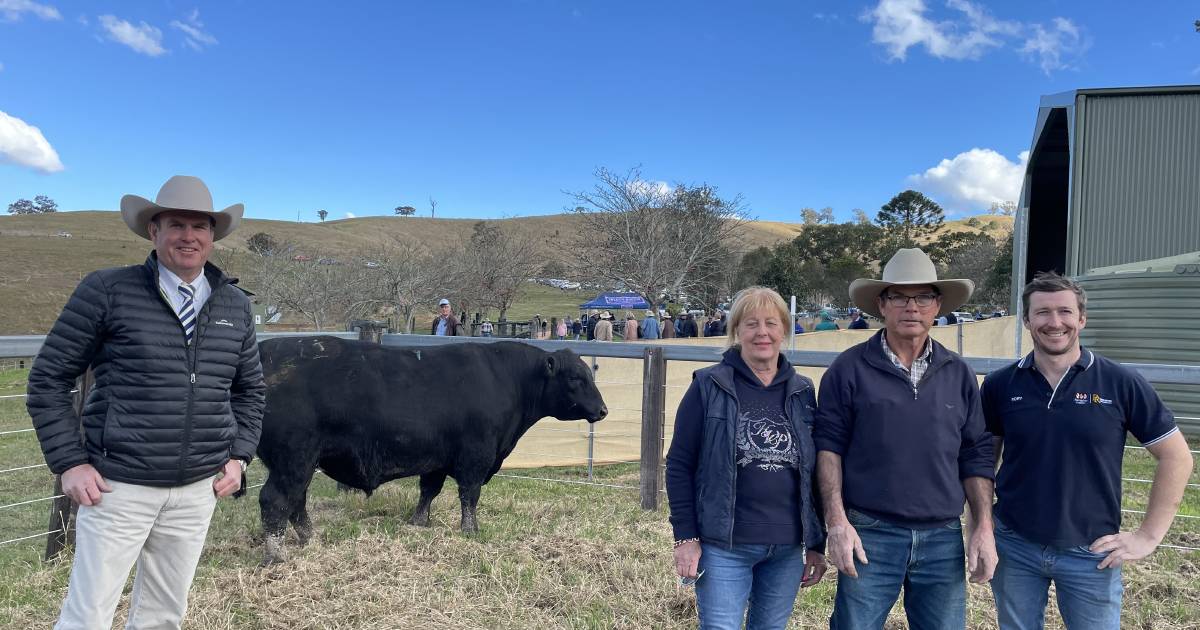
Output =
[{"x1": 666, "y1": 286, "x2": 827, "y2": 629}]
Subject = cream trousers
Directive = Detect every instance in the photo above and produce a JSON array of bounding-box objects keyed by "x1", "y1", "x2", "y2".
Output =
[{"x1": 55, "y1": 475, "x2": 218, "y2": 630}]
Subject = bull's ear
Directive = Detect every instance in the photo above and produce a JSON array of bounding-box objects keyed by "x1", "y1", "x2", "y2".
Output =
[{"x1": 545, "y1": 355, "x2": 556, "y2": 375}]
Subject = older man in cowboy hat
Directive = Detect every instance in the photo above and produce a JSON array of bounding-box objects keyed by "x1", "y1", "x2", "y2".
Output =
[
  {"x1": 27, "y1": 175, "x2": 265, "y2": 629},
  {"x1": 812, "y1": 248, "x2": 996, "y2": 629}
]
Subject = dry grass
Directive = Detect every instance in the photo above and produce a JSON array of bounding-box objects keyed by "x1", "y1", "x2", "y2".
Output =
[{"x1": 1, "y1": 461, "x2": 1197, "y2": 629}]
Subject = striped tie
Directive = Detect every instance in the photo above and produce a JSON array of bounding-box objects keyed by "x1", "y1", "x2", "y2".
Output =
[{"x1": 178, "y1": 283, "x2": 196, "y2": 345}]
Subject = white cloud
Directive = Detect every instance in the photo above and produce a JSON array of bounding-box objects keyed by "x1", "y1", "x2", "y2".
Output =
[
  {"x1": 99, "y1": 14, "x2": 165, "y2": 57},
  {"x1": 345, "y1": 212, "x2": 356, "y2": 219},
  {"x1": 0, "y1": 0, "x2": 61, "y2": 22},
  {"x1": 907, "y1": 148, "x2": 1028, "y2": 213},
  {"x1": 0, "y1": 109, "x2": 64, "y2": 173},
  {"x1": 1019, "y1": 17, "x2": 1087, "y2": 75},
  {"x1": 75, "y1": 13, "x2": 87, "y2": 26},
  {"x1": 170, "y1": 8, "x2": 217, "y2": 51},
  {"x1": 813, "y1": 12, "x2": 841, "y2": 22},
  {"x1": 863, "y1": 0, "x2": 1018, "y2": 61},
  {"x1": 862, "y1": 0, "x2": 1085, "y2": 74}
]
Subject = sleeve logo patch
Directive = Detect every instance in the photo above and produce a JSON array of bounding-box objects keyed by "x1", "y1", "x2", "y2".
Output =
[{"x1": 214, "y1": 319, "x2": 235, "y2": 327}]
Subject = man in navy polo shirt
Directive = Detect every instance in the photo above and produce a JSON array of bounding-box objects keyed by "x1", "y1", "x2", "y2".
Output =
[{"x1": 982, "y1": 272, "x2": 1193, "y2": 629}]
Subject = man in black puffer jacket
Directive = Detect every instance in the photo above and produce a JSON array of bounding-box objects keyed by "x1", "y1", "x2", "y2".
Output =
[{"x1": 27, "y1": 175, "x2": 265, "y2": 630}]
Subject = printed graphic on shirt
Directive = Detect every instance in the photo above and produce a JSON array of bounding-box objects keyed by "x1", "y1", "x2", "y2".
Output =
[{"x1": 735, "y1": 406, "x2": 799, "y2": 472}]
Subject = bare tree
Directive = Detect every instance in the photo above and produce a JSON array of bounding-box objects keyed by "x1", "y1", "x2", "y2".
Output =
[
  {"x1": 448, "y1": 221, "x2": 541, "y2": 322},
  {"x1": 429, "y1": 197, "x2": 438, "y2": 219},
  {"x1": 852, "y1": 208, "x2": 871, "y2": 225},
  {"x1": 358, "y1": 239, "x2": 445, "y2": 333},
  {"x1": 273, "y1": 252, "x2": 364, "y2": 331},
  {"x1": 241, "y1": 238, "x2": 299, "y2": 323},
  {"x1": 569, "y1": 167, "x2": 749, "y2": 312}
]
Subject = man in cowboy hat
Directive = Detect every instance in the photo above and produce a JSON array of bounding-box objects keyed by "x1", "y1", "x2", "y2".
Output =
[
  {"x1": 812, "y1": 248, "x2": 996, "y2": 629},
  {"x1": 27, "y1": 175, "x2": 265, "y2": 629},
  {"x1": 593, "y1": 311, "x2": 614, "y2": 341},
  {"x1": 982, "y1": 272, "x2": 1192, "y2": 629}
]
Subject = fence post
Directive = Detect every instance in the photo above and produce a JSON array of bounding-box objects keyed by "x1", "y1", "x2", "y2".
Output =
[
  {"x1": 956, "y1": 321, "x2": 964, "y2": 356},
  {"x1": 45, "y1": 370, "x2": 90, "y2": 561},
  {"x1": 639, "y1": 346, "x2": 666, "y2": 510}
]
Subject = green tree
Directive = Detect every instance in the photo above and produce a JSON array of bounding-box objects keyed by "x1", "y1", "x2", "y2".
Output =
[
  {"x1": 983, "y1": 231, "x2": 1014, "y2": 308},
  {"x1": 875, "y1": 190, "x2": 945, "y2": 248},
  {"x1": 317, "y1": 209, "x2": 328, "y2": 222},
  {"x1": 394, "y1": 205, "x2": 416, "y2": 216},
  {"x1": 734, "y1": 246, "x2": 774, "y2": 292},
  {"x1": 930, "y1": 231, "x2": 999, "y2": 297},
  {"x1": 7, "y1": 198, "x2": 35, "y2": 214},
  {"x1": 33, "y1": 195, "x2": 57, "y2": 213},
  {"x1": 790, "y1": 222, "x2": 884, "y2": 267}
]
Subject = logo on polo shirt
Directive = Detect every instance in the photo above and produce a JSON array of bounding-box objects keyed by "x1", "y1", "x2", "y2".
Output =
[
  {"x1": 1074, "y1": 392, "x2": 1089, "y2": 405},
  {"x1": 1010, "y1": 396, "x2": 1023, "y2": 402},
  {"x1": 1091, "y1": 393, "x2": 1113, "y2": 405}
]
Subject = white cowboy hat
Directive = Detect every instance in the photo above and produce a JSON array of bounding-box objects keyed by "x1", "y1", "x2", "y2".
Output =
[
  {"x1": 120, "y1": 175, "x2": 243, "y2": 241},
  {"x1": 848, "y1": 248, "x2": 974, "y2": 319}
]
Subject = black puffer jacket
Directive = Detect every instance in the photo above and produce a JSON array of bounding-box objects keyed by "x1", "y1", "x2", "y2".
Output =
[{"x1": 27, "y1": 253, "x2": 266, "y2": 486}]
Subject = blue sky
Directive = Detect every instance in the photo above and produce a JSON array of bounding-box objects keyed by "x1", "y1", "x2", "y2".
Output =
[{"x1": 0, "y1": 1, "x2": 1197, "y2": 223}]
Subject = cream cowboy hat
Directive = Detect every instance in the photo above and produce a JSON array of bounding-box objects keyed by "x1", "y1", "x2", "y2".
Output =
[
  {"x1": 848, "y1": 248, "x2": 974, "y2": 319},
  {"x1": 120, "y1": 175, "x2": 244, "y2": 241}
]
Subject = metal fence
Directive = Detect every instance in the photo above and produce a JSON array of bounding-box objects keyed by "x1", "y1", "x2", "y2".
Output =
[{"x1": 2, "y1": 332, "x2": 1199, "y2": 557}]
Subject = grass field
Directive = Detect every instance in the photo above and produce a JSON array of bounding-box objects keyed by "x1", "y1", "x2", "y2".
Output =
[{"x1": 0, "y1": 363, "x2": 1198, "y2": 628}]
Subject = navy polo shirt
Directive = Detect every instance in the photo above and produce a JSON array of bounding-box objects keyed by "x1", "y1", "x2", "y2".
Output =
[{"x1": 981, "y1": 348, "x2": 1178, "y2": 548}]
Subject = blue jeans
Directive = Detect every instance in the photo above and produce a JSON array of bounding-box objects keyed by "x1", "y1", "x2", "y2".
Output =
[
  {"x1": 830, "y1": 509, "x2": 965, "y2": 630},
  {"x1": 991, "y1": 516, "x2": 1122, "y2": 630},
  {"x1": 695, "y1": 542, "x2": 807, "y2": 630}
]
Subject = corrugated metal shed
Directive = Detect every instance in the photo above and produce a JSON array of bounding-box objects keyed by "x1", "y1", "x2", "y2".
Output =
[
  {"x1": 1013, "y1": 85, "x2": 1200, "y2": 296},
  {"x1": 1075, "y1": 264, "x2": 1200, "y2": 434},
  {"x1": 1073, "y1": 91, "x2": 1200, "y2": 273}
]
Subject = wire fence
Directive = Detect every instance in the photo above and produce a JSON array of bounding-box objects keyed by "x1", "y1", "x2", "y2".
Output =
[{"x1": 2, "y1": 339, "x2": 1200, "y2": 557}]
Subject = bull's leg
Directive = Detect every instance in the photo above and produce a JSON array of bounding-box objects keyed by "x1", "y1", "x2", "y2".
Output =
[
  {"x1": 409, "y1": 471, "x2": 447, "y2": 527},
  {"x1": 457, "y1": 483, "x2": 482, "y2": 535},
  {"x1": 259, "y1": 474, "x2": 295, "y2": 566},
  {"x1": 288, "y1": 491, "x2": 313, "y2": 547},
  {"x1": 259, "y1": 466, "x2": 318, "y2": 566}
]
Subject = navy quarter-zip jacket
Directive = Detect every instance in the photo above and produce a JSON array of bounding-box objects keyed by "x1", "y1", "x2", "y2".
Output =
[{"x1": 813, "y1": 330, "x2": 994, "y2": 527}]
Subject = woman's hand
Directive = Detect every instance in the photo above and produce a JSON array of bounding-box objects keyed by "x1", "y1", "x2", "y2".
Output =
[
  {"x1": 800, "y1": 550, "x2": 827, "y2": 588},
  {"x1": 674, "y1": 540, "x2": 702, "y2": 579}
]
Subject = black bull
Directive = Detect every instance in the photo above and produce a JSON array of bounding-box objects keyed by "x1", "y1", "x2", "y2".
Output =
[{"x1": 254, "y1": 336, "x2": 608, "y2": 564}]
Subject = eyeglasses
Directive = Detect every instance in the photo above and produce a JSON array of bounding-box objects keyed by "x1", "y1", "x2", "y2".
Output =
[
  {"x1": 679, "y1": 569, "x2": 705, "y2": 587},
  {"x1": 883, "y1": 293, "x2": 939, "y2": 308}
]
